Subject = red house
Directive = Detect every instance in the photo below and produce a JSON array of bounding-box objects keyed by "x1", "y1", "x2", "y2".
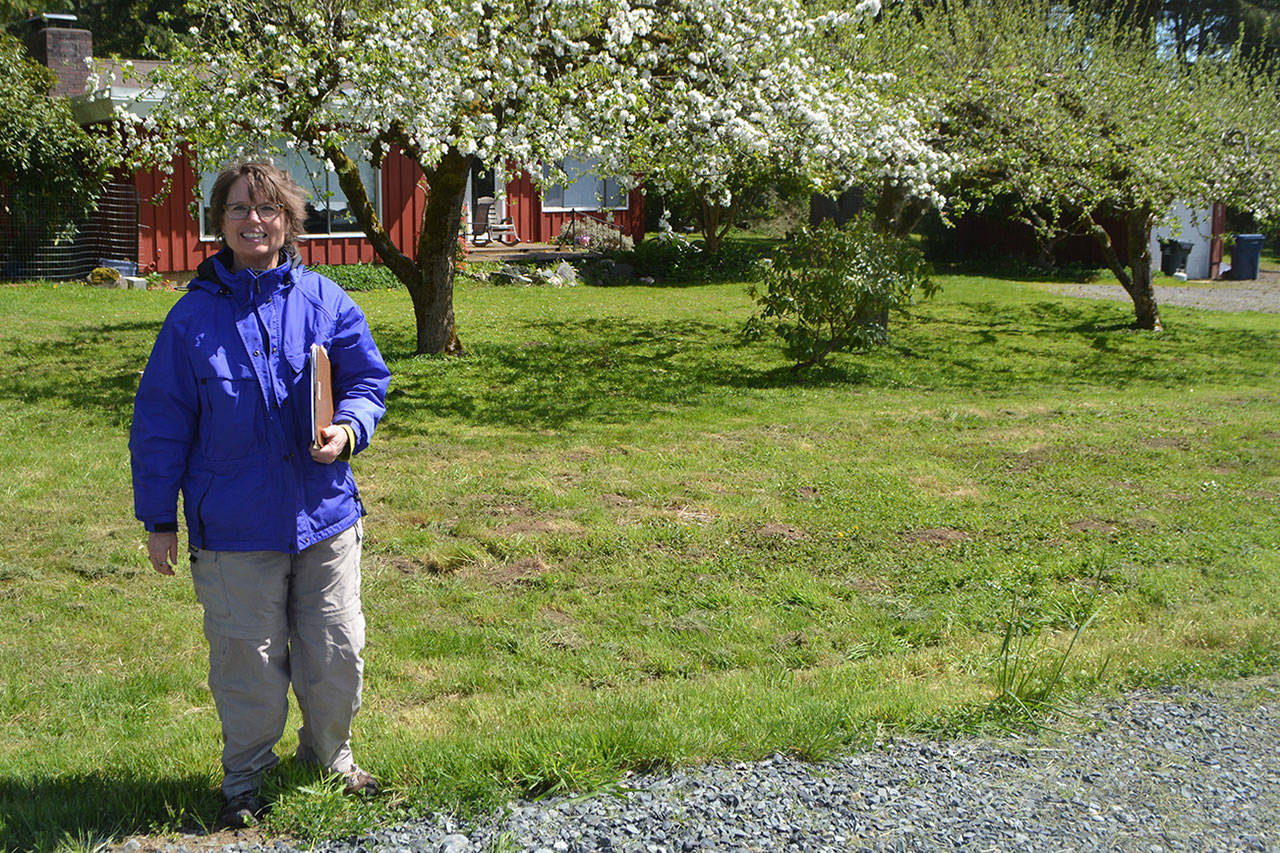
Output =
[{"x1": 27, "y1": 16, "x2": 645, "y2": 278}]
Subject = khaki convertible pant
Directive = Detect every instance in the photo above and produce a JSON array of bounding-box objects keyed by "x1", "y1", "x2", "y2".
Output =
[{"x1": 190, "y1": 523, "x2": 365, "y2": 798}]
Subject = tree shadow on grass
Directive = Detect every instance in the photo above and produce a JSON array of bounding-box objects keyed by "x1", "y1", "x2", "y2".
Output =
[
  {"x1": 0, "y1": 771, "x2": 220, "y2": 852},
  {"x1": 6, "y1": 303, "x2": 1278, "y2": 438},
  {"x1": 380, "y1": 317, "x2": 748, "y2": 435},
  {"x1": 0, "y1": 321, "x2": 159, "y2": 429},
  {"x1": 932, "y1": 259, "x2": 1112, "y2": 284},
  {"x1": 379, "y1": 304, "x2": 1280, "y2": 435}
]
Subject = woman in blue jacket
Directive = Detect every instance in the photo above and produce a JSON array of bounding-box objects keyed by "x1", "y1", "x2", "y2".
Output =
[{"x1": 130, "y1": 161, "x2": 390, "y2": 829}]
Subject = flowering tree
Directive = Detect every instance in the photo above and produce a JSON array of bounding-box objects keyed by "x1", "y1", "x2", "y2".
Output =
[
  {"x1": 633, "y1": 0, "x2": 947, "y2": 252},
  {"x1": 120, "y1": 0, "x2": 943, "y2": 352},
  {"x1": 853, "y1": 0, "x2": 1280, "y2": 331}
]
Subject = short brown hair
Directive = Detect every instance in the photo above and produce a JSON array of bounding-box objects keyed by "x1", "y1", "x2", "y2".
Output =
[{"x1": 207, "y1": 160, "x2": 309, "y2": 252}]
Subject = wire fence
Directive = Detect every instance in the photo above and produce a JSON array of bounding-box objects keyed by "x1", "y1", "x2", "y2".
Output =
[{"x1": 1, "y1": 181, "x2": 139, "y2": 282}]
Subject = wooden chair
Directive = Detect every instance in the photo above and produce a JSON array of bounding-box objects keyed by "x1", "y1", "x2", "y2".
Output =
[{"x1": 473, "y1": 196, "x2": 519, "y2": 245}]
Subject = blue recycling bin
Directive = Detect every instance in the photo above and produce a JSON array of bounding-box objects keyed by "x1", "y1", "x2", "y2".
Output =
[
  {"x1": 98, "y1": 257, "x2": 138, "y2": 277},
  {"x1": 1229, "y1": 234, "x2": 1264, "y2": 280}
]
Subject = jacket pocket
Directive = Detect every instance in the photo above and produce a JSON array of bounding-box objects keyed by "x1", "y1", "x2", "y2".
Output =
[
  {"x1": 192, "y1": 356, "x2": 266, "y2": 463},
  {"x1": 194, "y1": 461, "x2": 279, "y2": 547}
]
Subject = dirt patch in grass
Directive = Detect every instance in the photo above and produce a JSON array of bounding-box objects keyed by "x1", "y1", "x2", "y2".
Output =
[
  {"x1": 467, "y1": 555, "x2": 548, "y2": 587},
  {"x1": 796, "y1": 486, "x2": 821, "y2": 501},
  {"x1": 540, "y1": 606, "x2": 576, "y2": 625},
  {"x1": 646, "y1": 541, "x2": 712, "y2": 560},
  {"x1": 1004, "y1": 446, "x2": 1053, "y2": 472},
  {"x1": 774, "y1": 630, "x2": 809, "y2": 648},
  {"x1": 843, "y1": 575, "x2": 889, "y2": 594},
  {"x1": 673, "y1": 505, "x2": 718, "y2": 525},
  {"x1": 756, "y1": 522, "x2": 809, "y2": 540},
  {"x1": 903, "y1": 527, "x2": 971, "y2": 546},
  {"x1": 908, "y1": 475, "x2": 981, "y2": 499},
  {"x1": 382, "y1": 554, "x2": 445, "y2": 575},
  {"x1": 1068, "y1": 517, "x2": 1119, "y2": 533},
  {"x1": 396, "y1": 511, "x2": 436, "y2": 529},
  {"x1": 112, "y1": 829, "x2": 277, "y2": 853},
  {"x1": 600, "y1": 493, "x2": 635, "y2": 507}
]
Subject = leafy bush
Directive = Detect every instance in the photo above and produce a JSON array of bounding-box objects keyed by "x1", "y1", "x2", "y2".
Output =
[
  {"x1": 626, "y1": 232, "x2": 700, "y2": 279},
  {"x1": 313, "y1": 264, "x2": 400, "y2": 291},
  {"x1": 625, "y1": 232, "x2": 766, "y2": 284},
  {"x1": 0, "y1": 34, "x2": 114, "y2": 267},
  {"x1": 745, "y1": 218, "x2": 936, "y2": 368}
]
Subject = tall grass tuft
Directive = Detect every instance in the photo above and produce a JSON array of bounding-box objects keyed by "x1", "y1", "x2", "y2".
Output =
[{"x1": 989, "y1": 598, "x2": 1107, "y2": 730}]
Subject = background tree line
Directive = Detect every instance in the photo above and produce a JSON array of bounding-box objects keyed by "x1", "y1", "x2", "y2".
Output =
[{"x1": 4, "y1": 0, "x2": 1280, "y2": 342}]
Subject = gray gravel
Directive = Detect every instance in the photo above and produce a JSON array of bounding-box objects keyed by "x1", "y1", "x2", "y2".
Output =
[
  {"x1": 1046, "y1": 276, "x2": 1280, "y2": 314},
  {"x1": 129, "y1": 675, "x2": 1280, "y2": 853}
]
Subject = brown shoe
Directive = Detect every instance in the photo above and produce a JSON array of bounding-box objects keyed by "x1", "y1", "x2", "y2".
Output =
[{"x1": 342, "y1": 766, "x2": 380, "y2": 796}]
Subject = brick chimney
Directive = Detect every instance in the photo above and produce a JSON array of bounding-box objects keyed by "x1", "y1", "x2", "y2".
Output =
[{"x1": 24, "y1": 13, "x2": 93, "y2": 97}]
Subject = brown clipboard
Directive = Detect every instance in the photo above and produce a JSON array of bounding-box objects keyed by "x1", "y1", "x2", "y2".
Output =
[{"x1": 310, "y1": 343, "x2": 333, "y2": 448}]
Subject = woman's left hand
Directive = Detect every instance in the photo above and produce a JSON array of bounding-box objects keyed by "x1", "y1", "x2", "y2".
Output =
[{"x1": 310, "y1": 424, "x2": 349, "y2": 464}]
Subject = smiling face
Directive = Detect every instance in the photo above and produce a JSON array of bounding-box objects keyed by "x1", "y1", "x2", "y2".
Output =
[{"x1": 221, "y1": 176, "x2": 287, "y2": 272}]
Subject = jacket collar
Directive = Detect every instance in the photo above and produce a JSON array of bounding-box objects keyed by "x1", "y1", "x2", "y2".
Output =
[{"x1": 191, "y1": 247, "x2": 299, "y2": 301}]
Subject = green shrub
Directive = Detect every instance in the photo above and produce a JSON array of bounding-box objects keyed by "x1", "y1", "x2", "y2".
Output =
[
  {"x1": 624, "y1": 233, "x2": 765, "y2": 284},
  {"x1": 313, "y1": 264, "x2": 400, "y2": 291},
  {"x1": 745, "y1": 218, "x2": 936, "y2": 368}
]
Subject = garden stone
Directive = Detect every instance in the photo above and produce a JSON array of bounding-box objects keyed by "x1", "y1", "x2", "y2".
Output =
[
  {"x1": 437, "y1": 834, "x2": 472, "y2": 853},
  {"x1": 554, "y1": 261, "x2": 577, "y2": 286},
  {"x1": 492, "y1": 266, "x2": 530, "y2": 286}
]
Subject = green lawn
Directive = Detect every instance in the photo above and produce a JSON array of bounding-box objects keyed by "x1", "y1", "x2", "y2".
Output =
[{"x1": 1, "y1": 269, "x2": 1277, "y2": 850}]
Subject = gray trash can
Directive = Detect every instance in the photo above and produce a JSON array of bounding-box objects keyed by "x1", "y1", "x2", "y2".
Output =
[
  {"x1": 1159, "y1": 239, "x2": 1193, "y2": 275},
  {"x1": 1229, "y1": 234, "x2": 1264, "y2": 280}
]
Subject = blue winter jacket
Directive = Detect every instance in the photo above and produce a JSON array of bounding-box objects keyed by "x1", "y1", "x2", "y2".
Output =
[{"x1": 130, "y1": 249, "x2": 390, "y2": 553}]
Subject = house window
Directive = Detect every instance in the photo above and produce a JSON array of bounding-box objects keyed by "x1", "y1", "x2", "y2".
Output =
[
  {"x1": 200, "y1": 146, "x2": 379, "y2": 239},
  {"x1": 541, "y1": 157, "x2": 627, "y2": 211}
]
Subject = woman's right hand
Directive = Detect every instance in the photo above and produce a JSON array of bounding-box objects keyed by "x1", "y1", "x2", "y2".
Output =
[{"x1": 148, "y1": 532, "x2": 179, "y2": 575}]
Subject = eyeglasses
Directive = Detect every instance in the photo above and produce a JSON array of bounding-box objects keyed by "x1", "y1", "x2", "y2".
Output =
[{"x1": 226, "y1": 203, "x2": 283, "y2": 220}]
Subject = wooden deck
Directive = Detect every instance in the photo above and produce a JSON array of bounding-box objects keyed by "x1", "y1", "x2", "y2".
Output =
[{"x1": 463, "y1": 242, "x2": 596, "y2": 263}]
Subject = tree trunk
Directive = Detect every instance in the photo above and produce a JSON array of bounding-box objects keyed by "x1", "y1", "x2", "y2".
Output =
[
  {"x1": 326, "y1": 143, "x2": 469, "y2": 354},
  {"x1": 1081, "y1": 208, "x2": 1163, "y2": 331},
  {"x1": 1121, "y1": 209, "x2": 1162, "y2": 331},
  {"x1": 699, "y1": 196, "x2": 736, "y2": 254},
  {"x1": 409, "y1": 150, "x2": 469, "y2": 355}
]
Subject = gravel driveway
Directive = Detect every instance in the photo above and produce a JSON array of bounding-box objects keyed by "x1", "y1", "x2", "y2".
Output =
[
  {"x1": 120, "y1": 675, "x2": 1280, "y2": 852},
  {"x1": 1046, "y1": 266, "x2": 1280, "y2": 313}
]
